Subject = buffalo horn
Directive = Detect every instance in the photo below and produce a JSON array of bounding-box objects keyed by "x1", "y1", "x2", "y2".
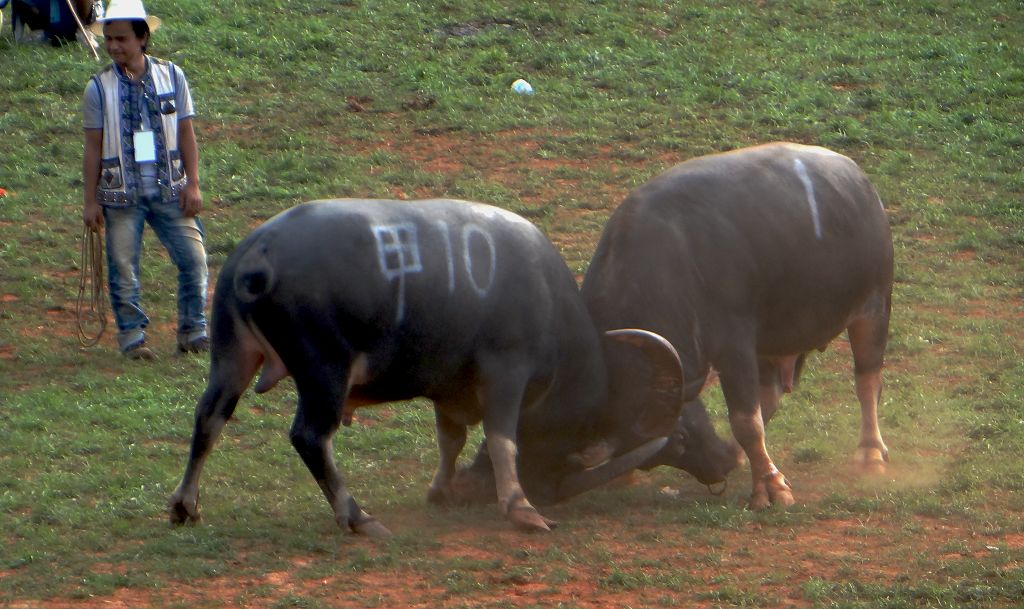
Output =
[
  {"x1": 557, "y1": 436, "x2": 670, "y2": 500},
  {"x1": 605, "y1": 328, "x2": 685, "y2": 438}
]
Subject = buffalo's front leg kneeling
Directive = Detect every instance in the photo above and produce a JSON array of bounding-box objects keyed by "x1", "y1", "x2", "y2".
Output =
[{"x1": 426, "y1": 481, "x2": 454, "y2": 507}]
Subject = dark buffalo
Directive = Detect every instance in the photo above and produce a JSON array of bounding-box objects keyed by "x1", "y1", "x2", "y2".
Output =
[
  {"x1": 168, "y1": 198, "x2": 716, "y2": 536},
  {"x1": 581, "y1": 143, "x2": 894, "y2": 509}
]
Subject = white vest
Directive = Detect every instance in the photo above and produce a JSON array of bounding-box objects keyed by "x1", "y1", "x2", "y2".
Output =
[{"x1": 93, "y1": 58, "x2": 187, "y2": 205}]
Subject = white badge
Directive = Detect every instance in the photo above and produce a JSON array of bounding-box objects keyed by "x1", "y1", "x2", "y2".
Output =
[{"x1": 133, "y1": 130, "x2": 157, "y2": 163}]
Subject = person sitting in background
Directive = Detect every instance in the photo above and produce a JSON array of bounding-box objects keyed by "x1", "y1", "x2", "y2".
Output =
[
  {"x1": 81, "y1": 0, "x2": 209, "y2": 360},
  {"x1": 11, "y1": 0, "x2": 101, "y2": 50}
]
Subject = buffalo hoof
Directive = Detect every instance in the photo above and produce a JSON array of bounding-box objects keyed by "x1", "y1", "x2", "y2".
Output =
[
  {"x1": 748, "y1": 489, "x2": 772, "y2": 511},
  {"x1": 748, "y1": 470, "x2": 794, "y2": 511},
  {"x1": 427, "y1": 484, "x2": 454, "y2": 507},
  {"x1": 351, "y1": 517, "x2": 393, "y2": 539},
  {"x1": 508, "y1": 504, "x2": 556, "y2": 533},
  {"x1": 854, "y1": 446, "x2": 888, "y2": 474},
  {"x1": 168, "y1": 494, "x2": 201, "y2": 525}
]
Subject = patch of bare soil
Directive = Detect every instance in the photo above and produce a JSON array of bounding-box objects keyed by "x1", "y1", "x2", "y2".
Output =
[{"x1": 330, "y1": 127, "x2": 677, "y2": 208}]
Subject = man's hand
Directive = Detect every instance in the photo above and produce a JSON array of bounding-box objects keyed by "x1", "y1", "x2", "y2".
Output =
[
  {"x1": 83, "y1": 200, "x2": 104, "y2": 230},
  {"x1": 180, "y1": 181, "x2": 202, "y2": 217}
]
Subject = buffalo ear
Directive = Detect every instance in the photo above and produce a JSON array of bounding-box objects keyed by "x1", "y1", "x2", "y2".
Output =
[{"x1": 603, "y1": 329, "x2": 685, "y2": 438}]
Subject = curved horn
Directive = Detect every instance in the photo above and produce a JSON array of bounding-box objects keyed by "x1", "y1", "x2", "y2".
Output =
[
  {"x1": 557, "y1": 437, "x2": 669, "y2": 500},
  {"x1": 604, "y1": 328, "x2": 685, "y2": 438}
]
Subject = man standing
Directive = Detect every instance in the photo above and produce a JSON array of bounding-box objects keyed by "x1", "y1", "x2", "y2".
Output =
[{"x1": 82, "y1": 0, "x2": 208, "y2": 359}]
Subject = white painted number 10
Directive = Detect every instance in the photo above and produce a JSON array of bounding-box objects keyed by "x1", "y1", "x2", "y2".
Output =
[{"x1": 373, "y1": 220, "x2": 497, "y2": 322}]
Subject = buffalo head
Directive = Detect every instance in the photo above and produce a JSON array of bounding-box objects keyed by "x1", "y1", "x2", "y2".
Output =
[{"x1": 447, "y1": 329, "x2": 740, "y2": 507}]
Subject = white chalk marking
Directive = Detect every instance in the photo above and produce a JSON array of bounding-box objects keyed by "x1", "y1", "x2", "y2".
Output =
[
  {"x1": 462, "y1": 223, "x2": 496, "y2": 297},
  {"x1": 373, "y1": 220, "x2": 498, "y2": 322},
  {"x1": 793, "y1": 158, "x2": 823, "y2": 240},
  {"x1": 373, "y1": 222, "x2": 423, "y2": 322},
  {"x1": 435, "y1": 221, "x2": 456, "y2": 294}
]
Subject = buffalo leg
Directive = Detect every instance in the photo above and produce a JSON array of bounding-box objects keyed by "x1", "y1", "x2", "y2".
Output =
[
  {"x1": 169, "y1": 345, "x2": 259, "y2": 524},
  {"x1": 758, "y1": 353, "x2": 806, "y2": 425},
  {"x1": 477, "y1": 365, "x2": 554, "y2": 532},
  {"x1": 720, "y1": 351, "x2": 794, "y2": 510},
  {"x1": 848, "y1": 316, "x2": 889, "y2": 472},
  {"x1": 757, "y1": 359, "x2": 784, "y2": 425},
  {"x1": 289, "y1": 393, "x2": 391, "y2": 539},
  {"x1": 427, "y1": 409, "x2": 468, "y2": 505}
]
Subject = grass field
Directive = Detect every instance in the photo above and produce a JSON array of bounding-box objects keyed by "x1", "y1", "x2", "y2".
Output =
[{"x1": 1, "y1": 1, "x2": 1022, "y2": 607}]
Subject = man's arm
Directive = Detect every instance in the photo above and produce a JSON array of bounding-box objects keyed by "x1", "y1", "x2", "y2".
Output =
[
  {"x1": 178, "y1": 117, "x2": 202, "y2": 217},
  {"x1": 83, "y1": 128, "x2": 104, "y2": 229}
]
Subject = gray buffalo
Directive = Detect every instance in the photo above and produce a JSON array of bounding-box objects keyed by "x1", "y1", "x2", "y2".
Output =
[
  {"x1": 167, "y1": 198, "x2": 732, "y2": 536},
  {"x1": 581, "y1": 143, "x2": 894, "y2": 509}
]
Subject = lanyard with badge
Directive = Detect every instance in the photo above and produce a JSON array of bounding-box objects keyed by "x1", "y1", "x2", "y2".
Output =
[{"x1": 131, "y1": 68, "x2": 157, "y2": 164}]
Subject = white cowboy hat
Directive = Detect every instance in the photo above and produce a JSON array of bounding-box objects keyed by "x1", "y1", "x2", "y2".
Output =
[{"x1": 89, "y1": 0, "x2": 162, "y2": 36}]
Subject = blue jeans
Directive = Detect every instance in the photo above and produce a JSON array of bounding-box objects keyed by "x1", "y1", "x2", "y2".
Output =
[{"x1": 104, "y1": 195, "x2": 209, "y2": 352}]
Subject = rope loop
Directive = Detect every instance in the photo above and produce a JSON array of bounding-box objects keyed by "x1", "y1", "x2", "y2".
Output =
[{"x1": 76, "y1": 226, "x2": 108, "y2": 347}]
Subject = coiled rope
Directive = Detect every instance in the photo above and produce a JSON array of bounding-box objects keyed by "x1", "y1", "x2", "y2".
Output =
[{"x1": 76, "y1": 226, "x2": 108, "y2": 346}]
